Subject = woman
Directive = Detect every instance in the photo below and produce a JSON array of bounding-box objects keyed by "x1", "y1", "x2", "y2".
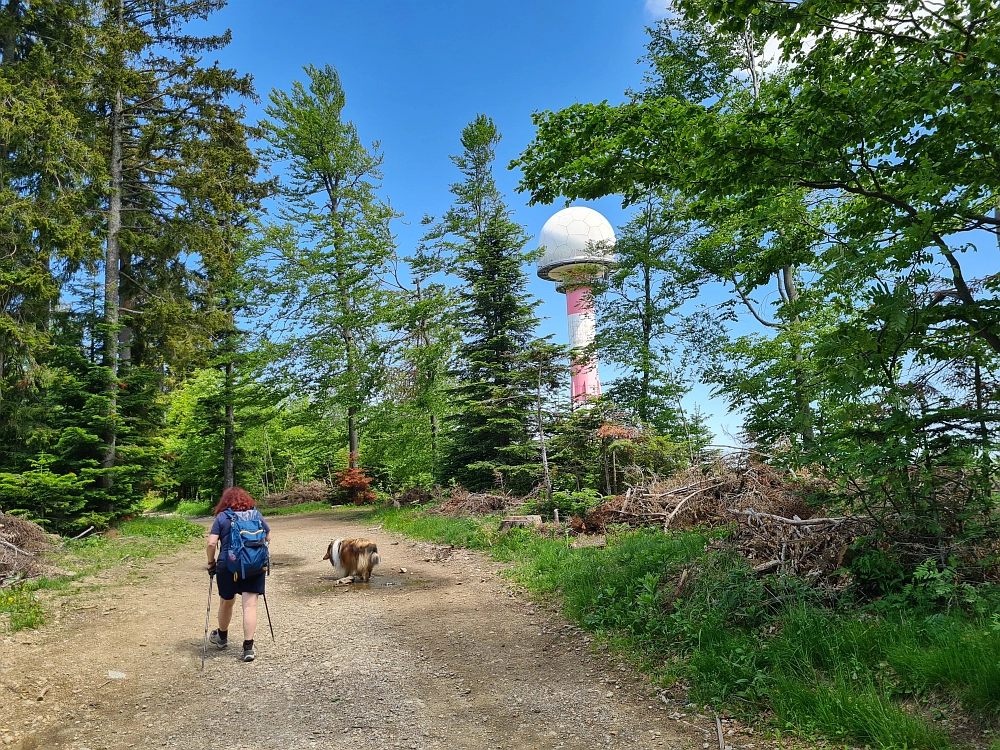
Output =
[{"x1": 205, "y1": 486, "x2": 271, "y2": 662}]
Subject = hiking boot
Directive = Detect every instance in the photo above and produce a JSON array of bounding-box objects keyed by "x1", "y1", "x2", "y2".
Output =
[
  {"x1": 241, "y1": 645, "x2": 256, "y2": 663},
  {"x1": 208, "y1": 629, "x2": 228, "y2": 650}
]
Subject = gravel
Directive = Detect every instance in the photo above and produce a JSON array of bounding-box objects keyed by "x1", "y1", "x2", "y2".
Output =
[{"x1": 1, "y1": 512, "x2": 708, "y2": 749}]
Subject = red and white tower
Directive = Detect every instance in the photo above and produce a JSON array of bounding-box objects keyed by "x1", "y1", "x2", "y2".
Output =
[{"x1": 536, "y1": 207, "x2": 616, "y2": 404}]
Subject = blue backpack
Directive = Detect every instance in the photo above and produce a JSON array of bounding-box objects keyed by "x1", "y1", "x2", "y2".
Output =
[{"x1": 224, "y1": 509, "x2": 269, "y2": 579}]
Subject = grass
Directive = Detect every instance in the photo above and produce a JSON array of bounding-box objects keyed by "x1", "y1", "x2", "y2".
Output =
[
  {"x1": 169, "y1": 499, "x2": 338, "y2": 518},
  {"x1": 373, "y1": 505, "x2": 1000, "y2": 750},
  {"x1": 262, "y1": 501, "x2": 335, "y2": 517},
  {"x1": 174, "y1": 499, "x2": 213, "y2": 516},
  {"x1": 0, "y1": 516, "x2": 203, "y2": 633}
]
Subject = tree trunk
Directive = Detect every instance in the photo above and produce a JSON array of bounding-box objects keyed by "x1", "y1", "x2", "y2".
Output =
[
  {"x1": 640, "y1": 208, "x2": 654, "y2": 422},
  {"x1": 347, "y1": 406, "x2": 359, "y2": 469},
  {"x1": 101, "y1": 81, "x2": 124, "y2": 499},
  {"x1": 0, "y1": 0, "x2": 18, "y2": 66},
  {"x1": 430, "y1": 413, "x2": 439, "y2": 465},
  {"x1": 223, "y1": 357, "x2": 235, "y2": 490},
  {"x1": 782, "y1": 265, "x2": 815, "y2": 445},
  {"x1": 536, "y1": 363, "x2": 552, "y2": 500}
]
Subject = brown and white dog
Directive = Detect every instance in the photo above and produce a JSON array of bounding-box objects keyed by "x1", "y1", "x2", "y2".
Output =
[{"x1": 322, "y1": 538, "x2": 380, "y2": 582}]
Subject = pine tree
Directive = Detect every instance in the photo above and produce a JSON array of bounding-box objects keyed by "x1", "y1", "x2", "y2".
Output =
[
  {"x1": 426, "y1": 115, "x2": 543, "y2": 492},
  {"x1": 591, "y1": 193, "x2": 707, "y2": 448}
]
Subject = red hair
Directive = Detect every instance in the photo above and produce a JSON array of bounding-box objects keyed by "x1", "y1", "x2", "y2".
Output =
[{"x1": 213, "y1": 486, "x2": 257, "y2": 516}]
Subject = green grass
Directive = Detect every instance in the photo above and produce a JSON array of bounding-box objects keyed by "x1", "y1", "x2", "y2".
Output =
[
  {"x1": 171, "y1": 499, "x2": 336, "y2": 518},
  {"x1": 0, "y1": 516, "x2": 202, "y2": 633},
  {"x1": 261, "y1": 501, "x2": 334, "y2": 517},
  {"x1": 375, "y1": 506, "x2": 1000, "y2": 750},
  {"x1": 373, "y1": 506, "x2": 501, "y2": 550},
  {"x1": 175, "y1": 499, "x2": 213, "y2": 516}
]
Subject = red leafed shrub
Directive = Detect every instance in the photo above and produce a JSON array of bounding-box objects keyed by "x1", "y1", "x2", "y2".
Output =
[{"x1": 334, "y1": 461, "x2": 376, "y2": 506}]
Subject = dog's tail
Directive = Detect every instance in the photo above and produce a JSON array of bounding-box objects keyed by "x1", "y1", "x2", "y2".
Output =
[{"x1": 359, "y1": 544, "x2": 380, "y2": 582}]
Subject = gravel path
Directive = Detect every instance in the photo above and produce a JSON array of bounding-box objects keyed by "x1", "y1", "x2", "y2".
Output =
[{"x1": 1, "y1": 510, "x2": 713, "y2": 749}]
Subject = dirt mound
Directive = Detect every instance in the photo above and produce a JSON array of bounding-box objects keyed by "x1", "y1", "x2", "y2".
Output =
[
  {"x1": 261, "y1": 480, "x2": 333, "y2": 508},
  {"x1": 0, "y1": 513, "x2": 51, "y2": 581}
]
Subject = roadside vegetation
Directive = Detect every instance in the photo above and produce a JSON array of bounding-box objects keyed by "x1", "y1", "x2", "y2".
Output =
[
  {"x1": 374, "y1": 504, "x2": 1000, "y2": 750},
  {"x1": 0, "y1": 517, "x2": 201, "y2": 633},
  {"x1": 2, "y1": 1, "x2": 998, "y2": 748}
]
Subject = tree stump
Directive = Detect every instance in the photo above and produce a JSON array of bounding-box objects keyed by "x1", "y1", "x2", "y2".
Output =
[{"x1": 499, "y1": 515, "x2": 543, "y2": 533}]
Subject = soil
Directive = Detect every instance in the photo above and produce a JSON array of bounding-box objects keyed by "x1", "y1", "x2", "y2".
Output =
[{"x1": 0, "y1": 510, "x2": 732, "y2": 750}]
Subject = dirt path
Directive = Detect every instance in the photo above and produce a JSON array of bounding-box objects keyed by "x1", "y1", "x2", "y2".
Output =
[{"x1": 1, "y1": 511, "x2": 716, "y2": 750}]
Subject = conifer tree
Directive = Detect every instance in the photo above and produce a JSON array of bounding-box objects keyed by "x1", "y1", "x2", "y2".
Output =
[
  {"x1": 0, "y1": 0, "x2": 98, "y2": 469},
  {"x1": 89, "y1": 0, "x2": 257, "y2": 504},
  {"x1": 426, "y1": 115, "x2": 542, "y2": 491}
]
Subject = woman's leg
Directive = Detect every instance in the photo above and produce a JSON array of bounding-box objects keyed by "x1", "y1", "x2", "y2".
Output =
[
  {"x1": 218, "y1": 597, "x2": 235, "y2": 630},
  {"x1": 241, "y1": 593, "x2": 258, "y2": 641}
]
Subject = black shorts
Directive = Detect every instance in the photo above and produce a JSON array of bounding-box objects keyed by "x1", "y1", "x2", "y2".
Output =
[{"x1": 215, "y1": 568, "x2": 266, "y2": 600}]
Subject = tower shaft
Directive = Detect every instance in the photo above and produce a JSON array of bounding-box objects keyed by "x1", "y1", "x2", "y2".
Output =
[{"x1": 565, "y1": 285, "x2": 600, "y2": 402}]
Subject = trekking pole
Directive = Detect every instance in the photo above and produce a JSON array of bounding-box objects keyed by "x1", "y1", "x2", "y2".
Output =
[
  {"x1": 201, "y1": 570, "x2": 214, "y2": 670},
  {"x1": 261, "y1": 591, "x2": 275, "y2": 643}
]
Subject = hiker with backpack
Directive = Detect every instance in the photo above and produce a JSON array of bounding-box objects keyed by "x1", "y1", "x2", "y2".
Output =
[{"x1": 205, "y1": 486, "x2": 271, "y2": 662}]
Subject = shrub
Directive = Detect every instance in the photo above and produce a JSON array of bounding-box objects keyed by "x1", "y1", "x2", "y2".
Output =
[{"x1": 334, "y1": 465, "x2": 376, "y2": 505}]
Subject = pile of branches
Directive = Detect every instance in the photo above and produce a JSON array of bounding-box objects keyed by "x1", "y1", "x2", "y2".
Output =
[
  {"x1": 1, "y1": 513, "x2": 51, "y2": 582},
  {"x1": 724, "y1": 509, "x2": 871, "y2": 579},
  {"x1": 574, "y1": 452, "x2": 821, "y2": 533},
  {"x1": 431, "y1": 487, "x2": 523, "y2": 517},
  {"x1": 261, "y1": 480, "x2": 334, "y2": 508},
  {"x1": 391, "y1": 486, "x2": 438, "y2": 508}
]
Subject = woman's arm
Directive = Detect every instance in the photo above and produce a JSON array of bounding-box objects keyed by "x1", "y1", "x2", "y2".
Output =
[{"x1": 206, "y1": 533, "x2": 219, "y2": 569}]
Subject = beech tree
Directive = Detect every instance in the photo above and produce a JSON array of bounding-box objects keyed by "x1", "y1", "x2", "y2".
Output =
[
  {"x1": 261, "y1": 64, "x2": 397, "y2": 472},
  {"x1": 514, "y1": 0, "x2": 1000, "y2": 549}
]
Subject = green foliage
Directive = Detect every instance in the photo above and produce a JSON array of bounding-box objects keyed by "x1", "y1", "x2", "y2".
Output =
[
  {"x1": 373, "y1": 506, "x2": 497, "y2": 550},
  {"x1": 115, "y1": 516, "x2": 203, "y2": 545},
  {"x1": 0, "y1": 455, "x2": 90, "y2": 531},
  {"x1": 0, "y1": 587, "x2": 46, "y2": 631},
  {"x1": 1, "y1": 515, "x2": 201, "y2": 632},
  {"x1": 771, "y1": 680, "x2": 950, "y2": 750},
  {"x1": 425, "y1": 115, "x2": 546, "y2": 493},
  {"x1": 175, "y1": 500, "x2": 213, "y2": 517},
  {"x1": 592, "y1": 193, "x2": 708, "y2": 442},
  {"x1": 260, "y1": 64, "x2": 397, "y2": 474},
  {"x1": 524, "y1": 488, "x2": 603, "y2": 521},
  {"x1": 514, "y1": 0, "x2": 1000, "y2": 571}
]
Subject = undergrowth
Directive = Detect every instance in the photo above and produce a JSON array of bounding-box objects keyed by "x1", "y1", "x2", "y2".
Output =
[
  {"x1": 0, "y1": 516, "x2": 202, "y2": 633},
  {"x1": 168, "y1": 499, "x2": 336, "y2": 518},
  {"x1": 374, "y1": 505, "x2": 1000, "y2": 749}
]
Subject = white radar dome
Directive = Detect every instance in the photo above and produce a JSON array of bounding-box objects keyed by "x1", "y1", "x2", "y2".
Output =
[{"x1": 537, "y1": 206, "x2": 616, "y2": 283}]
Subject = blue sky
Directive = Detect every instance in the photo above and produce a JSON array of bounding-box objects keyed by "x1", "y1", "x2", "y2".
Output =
[
  {"x1": 195, "y1": 0, "x2": 747, "y2": 436},
  {"x1": 196, "y1": 1, "x2": 999, "y2": 444}
]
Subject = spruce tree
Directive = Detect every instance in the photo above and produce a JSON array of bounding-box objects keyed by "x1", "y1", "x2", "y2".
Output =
[
  {"x1": 427, "y1": 115, "x2": 542, "y2": 492},
  {"x1": 88, "y1": 0, "x2": 258, "y2": 507},
  {"x1": 0, "y1": 0, "x2": 98, "y2": 471}
]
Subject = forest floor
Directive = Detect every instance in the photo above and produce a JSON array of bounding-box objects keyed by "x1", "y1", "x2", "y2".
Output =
[{"x1": 0, "y1": 509, "x2": 727, "y2": 750}]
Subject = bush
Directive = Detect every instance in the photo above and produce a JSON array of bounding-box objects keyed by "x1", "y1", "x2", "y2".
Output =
[
  {"x1": 334, "y1": 466, "x2": 376, "y2": 505},
  {"x1": 523, "y1": 488, "x2": 603, "y2": 521}
]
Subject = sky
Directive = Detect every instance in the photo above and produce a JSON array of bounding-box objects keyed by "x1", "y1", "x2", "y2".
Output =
[
  {"x1": 191, "y1": 1, "x2": 1000, "y2": 445},
  {"x1": 190, "y1": 0, "x2": 751, "y2": 438}
]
